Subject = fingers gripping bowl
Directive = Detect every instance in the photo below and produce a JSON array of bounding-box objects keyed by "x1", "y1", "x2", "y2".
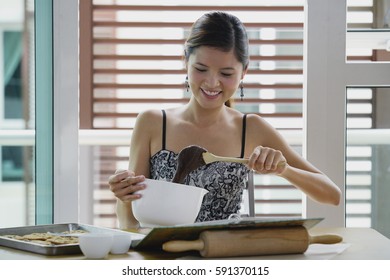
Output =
[{"x1": 132, "y1": 179, "x2": 208, "y2": 227}]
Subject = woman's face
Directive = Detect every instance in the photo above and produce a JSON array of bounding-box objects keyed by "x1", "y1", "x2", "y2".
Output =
[{"x1": 187, "y1": 46, "x2": 246, "y2": 109}]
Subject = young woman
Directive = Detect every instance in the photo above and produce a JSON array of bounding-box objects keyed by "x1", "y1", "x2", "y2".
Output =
[{"x1": 109, "y1": 11, "x2": 341, "y2": 229}]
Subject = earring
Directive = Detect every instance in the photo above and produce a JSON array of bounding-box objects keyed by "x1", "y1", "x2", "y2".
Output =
[
  {"x1": 240, "y1": 81, "x2": 244, "y2": 101},
  {"x1": 185, "y1": 76, "x2": 189, "y2": 92}
]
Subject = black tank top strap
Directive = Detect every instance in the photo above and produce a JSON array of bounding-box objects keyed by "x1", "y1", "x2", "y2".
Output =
[
  {"x1": 162, "y1": 109, "x2": 167, "y2": 150},
  {"x1": 240, "y1": 114, "x2": 247, "y2": 158}
]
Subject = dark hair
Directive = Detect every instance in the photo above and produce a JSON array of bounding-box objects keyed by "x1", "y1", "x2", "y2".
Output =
[
  {"x1": 184, "y1": 11, "x2": 249, "y2": 70},
  {"x1": 184, "y1": 12, "x2": 249, "y2": 107}
]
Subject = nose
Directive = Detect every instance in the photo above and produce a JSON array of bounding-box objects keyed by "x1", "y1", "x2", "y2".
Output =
[{"x1": 204, "y1": 74, "x2": 220, "y2": 88}]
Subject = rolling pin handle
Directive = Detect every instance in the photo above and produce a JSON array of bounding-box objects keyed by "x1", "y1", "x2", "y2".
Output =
[
  {"x1": 309, "y1": 234, "x2": 343, "y2": 245},
  {"x1": 162, "y1": 239, "x2": 204, "y2": 253}
]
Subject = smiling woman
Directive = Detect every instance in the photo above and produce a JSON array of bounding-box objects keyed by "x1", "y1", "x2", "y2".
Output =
[
  {"x1": 80, "y1": 2, "x2": 309, "y2": 228},
  {"x1": 184, "y1": 11, "x2": 249, "y2": 107},
  {"x1": 107, "y1": 11, "x2": 341, "y2": 230},
  {"x1": 187, "y1": 47, "x2": 245, "y2": 108}
]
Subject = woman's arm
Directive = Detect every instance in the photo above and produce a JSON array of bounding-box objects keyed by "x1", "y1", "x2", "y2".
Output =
[
  {"x1": 246, "y1": 114, "x2": 341, "y2": 205},
  {"x1": 110, "y1": 170, "x2": 144, "y2": 229},
  {"x1": 278, "y1": 164, "x2": 341, "y2": 205},
  {"x1": 109, "y1": 110, "x2": 161, "y2": 229}
]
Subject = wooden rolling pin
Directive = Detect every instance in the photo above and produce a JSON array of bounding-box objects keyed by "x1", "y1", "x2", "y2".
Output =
[{"x1": 162, "y1": 226, "x2": 342, "y2": 258}]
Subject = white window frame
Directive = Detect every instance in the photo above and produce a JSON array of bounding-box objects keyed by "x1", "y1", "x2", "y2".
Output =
[
  {"x1": 304, "y1": 0, "x2": 390, "y2": 226},
  {"x1": 52, "y1": 0, "x2": 79, "y2": 223}
]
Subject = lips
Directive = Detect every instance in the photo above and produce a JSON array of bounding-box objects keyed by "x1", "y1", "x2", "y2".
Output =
[{"x1": 201, "y1": 88, "x2": 221, "y2": 98}]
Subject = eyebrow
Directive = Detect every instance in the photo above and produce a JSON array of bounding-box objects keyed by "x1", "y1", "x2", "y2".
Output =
[{"x1": 195, "y1": 62, "x2": 236, "y2": 71}]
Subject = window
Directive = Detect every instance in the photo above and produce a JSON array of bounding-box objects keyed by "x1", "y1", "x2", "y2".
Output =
[
  {"x1": 2, "y1": 31, "x2": 24, "y2": 182},
  {"x1": 0, "y1": 0, "x2": 36, "y2": 226},
  {"x1": 345, "y1": 0, "x2": 390, "y2": 237},
  {"x1": 0, "y1": 0, "x2": 58, "y2": 227}
]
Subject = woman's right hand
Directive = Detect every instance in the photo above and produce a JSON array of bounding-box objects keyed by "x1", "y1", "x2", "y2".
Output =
[{"x1": 108, "y1": 169, "x2": 146, "y2": 203}]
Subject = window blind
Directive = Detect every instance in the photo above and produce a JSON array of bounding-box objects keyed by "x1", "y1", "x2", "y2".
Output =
[
  {"x1": 346, "y1": 0, "x2": 385, "y2": 228},
  {"x1": 79, "y1": 0, "x2": 376, "y2": 227}
]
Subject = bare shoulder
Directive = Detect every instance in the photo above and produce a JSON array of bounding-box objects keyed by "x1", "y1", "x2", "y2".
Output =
[
  {"x1": 245, "y1": 113, "x2": 275, "y2": 132},
  {"x1": 132, "y1": 109, "x2": 164, "y2": 146},
  {"x1": 134, "y1": 109, "x2": 163, "y2": 130},
  {"x1": 225, "y1": 107, "x2": 246, "y2": 123},
  {"x1": 131, "y1": 110, "x2": 164, "y2": 158},
  {"x1": 245, "y1": 113, "x2": 287, "y2": 147},
  {"x1": 136, "y1": 109, "x2": 162, "y2": 123}
]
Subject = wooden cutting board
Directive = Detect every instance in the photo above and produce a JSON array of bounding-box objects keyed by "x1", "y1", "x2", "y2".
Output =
[{"x1": 132, "y1": 217, "x2": 323, "y2": 251}]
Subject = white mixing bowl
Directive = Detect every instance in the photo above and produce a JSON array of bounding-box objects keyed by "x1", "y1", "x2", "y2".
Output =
[{"x1": 132, "y1": 179, "x2": 208, "y2": 227}]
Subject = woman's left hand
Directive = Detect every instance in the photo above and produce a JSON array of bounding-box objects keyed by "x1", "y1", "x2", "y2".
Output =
[{"x1": 247, "y1": 146, "x2": 287, "y2": 175}]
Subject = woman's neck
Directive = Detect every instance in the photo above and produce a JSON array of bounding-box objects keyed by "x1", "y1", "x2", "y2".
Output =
[{"x1": 184, "y1": 100, "x2": 228, "y2": 128}]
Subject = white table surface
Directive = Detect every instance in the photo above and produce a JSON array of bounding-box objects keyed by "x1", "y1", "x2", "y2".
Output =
[{"x1": 0, "y1": 227, "x2": 389, "y2": 260}]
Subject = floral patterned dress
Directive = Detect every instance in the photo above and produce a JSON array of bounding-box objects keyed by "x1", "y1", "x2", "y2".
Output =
[
  {"x1": 150, "y1": 150, "x2": 249, "y2": 222},
  {"x1": 149, "y1": 110, "x2": 250, "y2": 222}
]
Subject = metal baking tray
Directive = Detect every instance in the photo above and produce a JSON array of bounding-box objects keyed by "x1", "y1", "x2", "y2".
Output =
[{"x1": 0, "y1": 223, "x2": 143, "y2": 256}]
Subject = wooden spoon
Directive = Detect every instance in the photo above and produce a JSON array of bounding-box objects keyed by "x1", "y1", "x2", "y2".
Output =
[
  {"x1": 202, "y1": 151, "x2": 249, "y2": 164},
  {"x1": 172, "y1": 145, "x2": 286, "y2": 184},
  {"x1": 172, "y1": 145, "x2": 253, "y2": 184}
]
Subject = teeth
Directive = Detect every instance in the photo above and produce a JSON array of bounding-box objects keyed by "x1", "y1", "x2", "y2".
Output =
[{"x1": 203, "y1": 89, "x2": 220, "y2": 96}]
